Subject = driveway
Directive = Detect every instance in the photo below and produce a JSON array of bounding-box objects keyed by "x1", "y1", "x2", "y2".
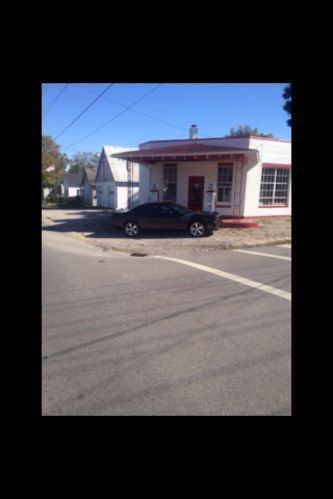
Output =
[{"x1": 42, "y1": 208, "x2": 291, "y2": 256}]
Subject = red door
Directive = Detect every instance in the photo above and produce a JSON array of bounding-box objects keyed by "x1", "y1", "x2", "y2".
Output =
[{"x1": 188, "y1": 176, "x2": 204, "y2": 211}]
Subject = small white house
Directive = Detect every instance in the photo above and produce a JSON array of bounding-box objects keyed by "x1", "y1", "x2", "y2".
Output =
[
  {"x1": 60, "y1": 173, "x2": 83, "y2": 197},
  {"x1": 81, "y1": 168, "x2": 97, "y2": 206},
  {"x1": 113, "y1": 127, "x2": 291, "y2": 219},
  {"x1": 95, "y1": 145, "x2": 150, "y2": 210}
]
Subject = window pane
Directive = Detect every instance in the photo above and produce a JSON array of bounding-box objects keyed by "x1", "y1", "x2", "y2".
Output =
[
  {"x1": 163, "y1": 166, "x2": 177, "y2": 202},
  {"x1": 276, "y1": 169, "x2": 290, "y2": 182},
  {"x1": 260, "y1": 168, "x2": 289, "y2": 206},
  {"x1": 217, "y1": 166, "x2": 233, "y2": 203}
]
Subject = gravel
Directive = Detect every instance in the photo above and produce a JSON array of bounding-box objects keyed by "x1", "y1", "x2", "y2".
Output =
[{"x1": 42, "y1": 209, "x2": 291, "y2": 256}]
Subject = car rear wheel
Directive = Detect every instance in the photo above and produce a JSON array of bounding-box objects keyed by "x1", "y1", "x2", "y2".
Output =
[
  {"x1": 124, "y1": 220, "x2": 140, "y2": 237},
  {"x1": 189, "y1": 220, "x2": 206, "y2": 237}
]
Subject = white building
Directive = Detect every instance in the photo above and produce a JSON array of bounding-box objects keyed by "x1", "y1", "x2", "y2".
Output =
[
  {"x1": 81, "y1": 168, "x2": 97, "y2": 206},
  {"x1": 95, "y1": 145, "x2": 150, "y2": 210},
  {"x1": 113, "y1": 127, "x2": 291, "y2": 219},
  {"x1": 60, "y1": 173, "x2": 83, "y2": 197}
]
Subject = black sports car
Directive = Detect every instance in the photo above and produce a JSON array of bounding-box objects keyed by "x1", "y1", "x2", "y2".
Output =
[{"x1": 111, "y1": 201, "x2": 222, "y2": 237}]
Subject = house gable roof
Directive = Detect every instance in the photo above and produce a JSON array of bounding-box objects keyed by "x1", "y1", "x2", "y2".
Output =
[
  {"x1": 95, "y1": 145, "x2": 136, "y2": 183},
  {"x1": 63, "y1": 173, "x2": 83, "y2": 187},
  {"x1": 82, "y1": 168, "x2": 97, "y2": 187}
]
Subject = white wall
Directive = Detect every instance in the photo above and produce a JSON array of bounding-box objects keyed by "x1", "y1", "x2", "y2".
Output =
[
  {"x1": 96, "y1": 183, "x2": 140, "y2": 210},
  {"x1": 150, "y1": 160, "x2": 240, "y2": 216},
  {"x1": 139, "y1": 164, "x2": 150, "y2": 204},
  {"x1": 96, "y1": 182, "x2": 116, "y2": 208},
  {"x1": 243, "y1": 162, "x2": 291, "y2": 216},
  {"x1": 244, "y1": 138, "x2": 291, "y2": 217},
  {"x1": 82, "y1": 180, "x2": 97, "y2": 206},
  {"x1": 83, "y1": 180, "x2": 91, "y2": 204},
  {"x1": 249, "y1": 137, "x2": 291, "y2": 164},
  {"x1": 116, "y1": 187, "x2": 128, "y2": 210},
  {"x1": 68, "y1": 187, "x2": 80, "y2": 197}
]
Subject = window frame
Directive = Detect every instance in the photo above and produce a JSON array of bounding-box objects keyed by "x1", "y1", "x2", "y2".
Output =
[
  {"x1": 216, "y1": 163, "x2": 234, "y2": 206},
  {"x1": 259, "y1": 166, "x2": 290, "y2": 207},
  {"x1": 163, "y1": 164, "x2": 178, "y2": 202}
]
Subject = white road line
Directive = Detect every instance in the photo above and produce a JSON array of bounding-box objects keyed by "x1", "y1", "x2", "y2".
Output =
[
  {"x1": 233, "y1": 249, "x2": 291, "y2": 261},
  {"x1": 153, "y1": 255, "x2": 291, "y2": 301},
  {"x1": 278, "y1": 244, "x2": 291, "y2": 248}
]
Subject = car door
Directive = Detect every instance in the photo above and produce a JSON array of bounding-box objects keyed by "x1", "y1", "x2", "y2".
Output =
[
  {"x1": 130, "y1": 204, "x2": 156, "y2": 229},
  {"x1": 150, "y1": 203, "x2": 185, "y2": 230},
  {"x1": 150, "y1": 204, "x2": 174, "y2": 230}
]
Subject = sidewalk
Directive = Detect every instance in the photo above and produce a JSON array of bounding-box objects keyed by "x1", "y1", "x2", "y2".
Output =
[{"x1": 42, "y1": 208, "x2": 291, "y2": 256}]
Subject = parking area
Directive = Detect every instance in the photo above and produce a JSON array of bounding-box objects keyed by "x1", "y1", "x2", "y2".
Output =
[{"x1": 42, "y1": 208, "x2": 291, "y2": 256}]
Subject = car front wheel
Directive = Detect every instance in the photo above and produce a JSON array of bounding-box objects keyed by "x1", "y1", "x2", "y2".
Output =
[
  {"x1": 124, "y1": 220, "x2": 140, "y2": 237},
  {"x1": 189, "y1": 220, "x2": 206, "y2": 237}
]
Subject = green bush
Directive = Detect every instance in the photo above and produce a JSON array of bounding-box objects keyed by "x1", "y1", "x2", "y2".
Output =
[{"x1": 44, "y1": 195, "x2": 83, "y2": 207}]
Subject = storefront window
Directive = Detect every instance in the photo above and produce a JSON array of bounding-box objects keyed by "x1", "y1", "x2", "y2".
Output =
[{"x1": 259, "y1": 168, "x2": 290, "y2": 205}]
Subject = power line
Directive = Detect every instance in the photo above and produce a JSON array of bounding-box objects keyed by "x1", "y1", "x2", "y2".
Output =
[
  {"x1": 75, "y1": 83, "x2": 192, "y2": 135},
  {"x1": 74, "y1": 83, "x2": 211, "y2": 139},
  {"x1": 65, "y1": 83, "x2": 163, "y2": 149},
  {"x1": 43, "y1": 84, "x2": 69, "y2": 118},
  {"x1": 53, "y1": 83, "x2": 114, "y2": 141}
]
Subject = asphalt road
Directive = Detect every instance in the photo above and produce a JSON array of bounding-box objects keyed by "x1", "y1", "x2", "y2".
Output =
[{"x1": 42, "y1": 231, "x2": 291, "y2": 416}]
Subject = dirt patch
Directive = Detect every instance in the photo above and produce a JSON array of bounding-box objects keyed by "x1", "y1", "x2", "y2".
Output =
[{"x1": 42, "y1": 209, "x2": 291, "y2": 255}]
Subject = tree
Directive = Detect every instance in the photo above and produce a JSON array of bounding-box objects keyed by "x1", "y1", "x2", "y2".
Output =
[
  {"x1": 282, "y1": 84, "x2": 291, "y2": 127},
  {"x1": 42, "y1": 135, "x2": 66, "y2": 188},
  {"x1": 228, "y1": 125, "x2": 273, "y2": 137},
  {"x1": 67, "y1": 152, "x2": 99, "y2": 174}
]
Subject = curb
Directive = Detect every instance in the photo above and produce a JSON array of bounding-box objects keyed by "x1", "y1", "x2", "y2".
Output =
[{"x1": 89, "y1": 238, "x2": 292, "y2": 256}]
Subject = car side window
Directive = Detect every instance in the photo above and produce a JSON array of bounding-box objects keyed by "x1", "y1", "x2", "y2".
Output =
[
  {"x1": 155, "y1": 205, "x2": 172, "y2": 216},
  {"x1": 156, "y1": 204, "x2": 173, "y2": 216},
  {"x1": 132, "y1": 205, "x2": 151, "y2": 216}
]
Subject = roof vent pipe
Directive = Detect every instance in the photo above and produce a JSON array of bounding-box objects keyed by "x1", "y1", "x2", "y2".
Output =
[{"x1": 189, "y1": 124, "x2": 198, "y2": 139}]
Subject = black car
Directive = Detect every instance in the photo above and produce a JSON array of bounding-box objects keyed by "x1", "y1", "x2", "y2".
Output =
[{"x1": 111, "y1": 201, "x2": 222, "y2": 237}]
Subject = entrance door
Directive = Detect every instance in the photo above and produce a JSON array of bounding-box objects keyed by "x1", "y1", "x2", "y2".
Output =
[
  {"x1": 108, "y1": 188, "x2": 115, "y2": 208},
  {"x1": 188, "y1": 176, "x2": 204, "y2": 211}
]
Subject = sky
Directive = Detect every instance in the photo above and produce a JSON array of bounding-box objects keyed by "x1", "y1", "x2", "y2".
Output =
[{"x1": 42, "y1": 83, "x2": 291, "y2": 158}]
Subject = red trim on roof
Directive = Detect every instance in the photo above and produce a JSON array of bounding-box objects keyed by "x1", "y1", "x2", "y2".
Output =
[{"x1": 114, "y1": 154, "x2": 246, "y2": 164}]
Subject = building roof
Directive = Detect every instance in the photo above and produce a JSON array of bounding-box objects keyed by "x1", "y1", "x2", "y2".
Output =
[
  {"x1": 62, "y1": 173, "x2": 83, "y2": 187},
  {"x1": 82, "y1": 168, "x2": 97, "y2": 187},
  {"x1": 101, "y1": 145, "x2": 138, "y2": 182},
  {"x1": 112, "y1": 142, "x2": 256, "y2": 163},
  {"x1": 139, "y1": 135, "x2": 291, "y2": 147}
]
